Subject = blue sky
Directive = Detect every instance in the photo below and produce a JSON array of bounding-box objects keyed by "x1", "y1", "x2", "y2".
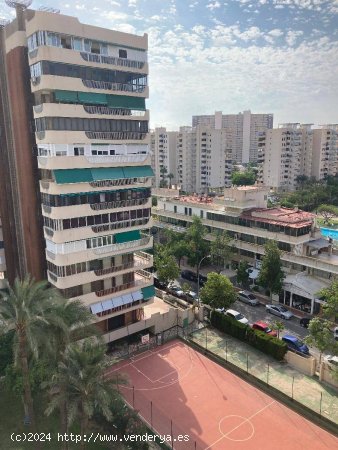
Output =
[{"x1": 1, "y1": 0, "x2": 338, "y2": 129}]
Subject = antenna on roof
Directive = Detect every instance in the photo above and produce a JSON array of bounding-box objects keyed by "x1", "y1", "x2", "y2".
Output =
[
  {"x1": 38, "y1": 6, "x2": 60, "y2": 13},
  {"x1": 0, "y1": 18, "x2": 10, "y2": 28},
  {"x1": 5, "y1": 0, "x2": 32, "y2": 8}
]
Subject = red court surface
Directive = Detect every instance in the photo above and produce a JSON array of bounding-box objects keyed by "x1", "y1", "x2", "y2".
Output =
[{"x1": 107, "y1": 340, "x2": 338, "y2": 450}]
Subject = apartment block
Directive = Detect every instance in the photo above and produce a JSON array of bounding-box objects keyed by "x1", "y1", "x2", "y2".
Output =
[
  {"x1": 192, "y1": 110, "x2": 273, "y2": 163},
  {"x1": 150, "y1": 127, "x2": 178, "y2": 188},
  {"x1": 0, "y1": 5, "x2": 155, "y2": 343},
  {"x1": 258, "y1": 124, "x2": 338, "y2": 191},
  {"x1": 153, "y1": 186, "x2": 336, "y2": 315}
]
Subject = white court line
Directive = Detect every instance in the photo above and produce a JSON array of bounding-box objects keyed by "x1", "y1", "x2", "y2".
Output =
[{"x1": 204, "y1": 400, "x2": 276, "y2": 450}]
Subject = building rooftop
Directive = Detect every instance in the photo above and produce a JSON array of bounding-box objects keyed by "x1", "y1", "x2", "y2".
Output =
[{"x1": 242, "y1": 207, "x2": 315, "y2": 228}]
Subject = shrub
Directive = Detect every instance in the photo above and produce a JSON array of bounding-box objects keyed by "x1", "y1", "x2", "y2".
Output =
[{"x1": 210, "y1": 310, "x2": 287, "y2": 361}]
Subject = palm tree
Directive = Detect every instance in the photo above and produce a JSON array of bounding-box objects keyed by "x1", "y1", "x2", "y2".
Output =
[
  {"x1": 44, "y1": 299, "x2": 96, "y2": 450},
  {"x1": 167, "y1": 173, "x2": 174, "y2": 187},
  {"x1": 45, "y1": 339, "x2": 119, "y2": 450},
  {"x1": 0, "y1": 276, "x2": 65, "y2": 430}
]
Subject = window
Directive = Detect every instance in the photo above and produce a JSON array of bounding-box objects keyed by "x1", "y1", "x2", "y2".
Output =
[
  {"x1": 119, "y1": 49, "x2": 127, "y2": 59},
  {"x1": 47, "y1": 32, "x2": 61, "y2": 47},
  {"x1": 72, "y1": 37, "x2": 83, "y2": 51},
  {"x1": 84, "y1": 39, "x2": 91, "y2": 52},
  {"x1": 74, "y1": 147, "x2": 84, "y2": 156},
  {"x1": 100, "y1": 43, "x2": 108, "y2": 55}
]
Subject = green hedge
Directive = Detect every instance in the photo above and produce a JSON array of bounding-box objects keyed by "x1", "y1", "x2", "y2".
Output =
[{"x1": 211, "y1": 310, "x2": 287, "y2": 361}]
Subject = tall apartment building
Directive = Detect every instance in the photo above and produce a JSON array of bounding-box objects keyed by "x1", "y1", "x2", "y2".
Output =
[
  {"x1": 312, "y1": 125, "x2": 338, "y2": 180},
  {"x1": 258, "y1": 124, "x2": 338, "y2": 191},
  {"x1": 0, "y1": 4, "x2": 155, "y2": 342},
  {"x1": 150, "y1": 127, "x2": 178, "y2": 188},
  {"x1": 177, "y1": 127, "x2": 196, "y2": 193},
  {"x1": 192, "y1": 110, "x2": 273, "y2": 163}
]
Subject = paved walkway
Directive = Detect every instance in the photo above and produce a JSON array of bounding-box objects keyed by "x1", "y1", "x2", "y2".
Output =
[{"x1": 190, "y1": 327, "x2": 338, "y2": 425}]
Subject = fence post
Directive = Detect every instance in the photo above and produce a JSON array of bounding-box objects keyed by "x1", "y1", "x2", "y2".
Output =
[
  {"x1": 319, "y1": 392, "x2": 323, "y2": 416},
  {"x1": 171, "y1": 420, "x2": 173, "y2": 449},
  {"x1": 246, "y1": 353, "x2": 249, "y2": 374},
  {"x1": 150, "y1": 401, "x2": 153, "y2": 428},
  {"x1": 116, "y1": 374, "x2": 119, "y2": 393},
  {"x1": 133, "y1": 386, "x2": 135, "y2": 408},
  {"x1": 205, "y1": 327, "x2": 208, "y2": 350},
  {"x1": 267, "y1": 364, "x2": 270, "y2": 385},
  {"x1": 291, "y1": 376, "x2": 295, "y2": 400},
  {"x1": 195, "y1": 441, "x2": 197, "y2": 450},
  {"x1": 225, "y1": 341, "x2": 227, "y2": 362}
]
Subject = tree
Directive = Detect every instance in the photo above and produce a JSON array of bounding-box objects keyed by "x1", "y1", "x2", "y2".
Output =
[
  {"x1": 317, "y1": 204, "x2": 338, "y2": 224},
  {"x1": 0, "y1": 330, "x2": 14, "y2": 376},
  {"x1": 270, "y1": 320, "x2": 285, "y2": 338},
  {"x1": 155, "y1": 253, "x2": 180, "y2": 287},
  {"x1": 200, "y1": 273, "x2": 237, "y2": 310},
  {"x1": 45, "y1": 339, "x2": 119, "y2": 450},
  {"x1": 167, "y1": 173, "x2": 174, "y2": 187},
  {"x1": 304, "y1": 318, "x2": 336, "y2": 364},
  {"x1": 236, "y1": 261, "x2": 250, "y2": 288},
  {"x1": 163, "y1": 229, "x2": 189, "y2": 267},
  {"x1": 258, "y1": 240, "x2": 284, "y2": 297},
  {"x1": 185, "y1": 216, "x2": 209, "y2": 276},
  {"x1": 210, "y1": 230, "x2": 234, "y2": 274},
  {"x1": 318, "y1": 280, "x2": 338, "y2": 322},
  {"x1": 0, "y1": 276, "x2": 64, "y2": 430},
  {"x1": 231, "y1": 169, "x2": 256, "y2": 186},
  {"x1": 159, "y1": 166, "x2": 168, "y2": 188}
]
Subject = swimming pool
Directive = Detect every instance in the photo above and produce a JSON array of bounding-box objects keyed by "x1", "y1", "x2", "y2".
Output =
[{"x1": 321, "y1": 227, "x2": 338, "y2": 240}]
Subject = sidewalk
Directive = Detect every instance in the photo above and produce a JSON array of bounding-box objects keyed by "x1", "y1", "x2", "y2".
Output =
[{"x1": 190, "y1": 327, "x2": 338, "y2": 425}]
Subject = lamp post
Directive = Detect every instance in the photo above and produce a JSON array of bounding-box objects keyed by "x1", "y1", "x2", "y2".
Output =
[{"x1": 197, "y1": 254, "x2": 211, "y2": 308}]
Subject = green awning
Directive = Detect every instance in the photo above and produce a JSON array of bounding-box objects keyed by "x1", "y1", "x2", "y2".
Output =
[
  {"x1": 55, "y1": 90, "x2": 78, "y2": 103},
  {"x1": 91, "y1": 168, "x2": 125, "y2": 181},
  {"x1": 78, "y1": 92, "x2": 107, "y2": 105},
  {"x1": 107, "y1": 94, "x2": 146, "y2": 111},
  {"x1": 114, "y1": 230, "x2": 141, "y2": 244},
  {"x1": 122, "y1": 166, "x2": 154, "y2": 178},
  {"x1": 53, "y1": 169, "x2": 93, "y2": 184},
  {"x1": 141, "y1": 285, "x2": 155, "y2": 300}
]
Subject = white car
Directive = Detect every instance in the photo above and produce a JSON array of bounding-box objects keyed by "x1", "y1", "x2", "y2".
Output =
[
  {"x1": 238, "y1": 290, "x2": 259, "y2": 306},
  {"x1": 324, "y1": 355, "x2": 338, "y2": 368},
  {"x1": 266, "y1": 304, "x2": 293, "y2": 320},
  {"x1": 225, "y1": 309, "x2": 249, "y2": 325}
]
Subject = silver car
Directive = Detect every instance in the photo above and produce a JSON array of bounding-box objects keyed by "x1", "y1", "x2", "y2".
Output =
[
  {"x1": 266, "y1": 304, "x2": 293, "y2": 320},
  {"x1": 238, "y1": 290, "x2": 259, "y2": 306},
  {"x1": 225, "y1": 309, "x2": 249, "y2": 325}
]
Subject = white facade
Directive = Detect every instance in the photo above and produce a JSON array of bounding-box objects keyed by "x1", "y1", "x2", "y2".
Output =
[
  {"x1": 192, "y1": 110, "x2": 273, "y2": 163},
  {"x1": 150, "y1": 128, "x2": 178, "y2": 188}
]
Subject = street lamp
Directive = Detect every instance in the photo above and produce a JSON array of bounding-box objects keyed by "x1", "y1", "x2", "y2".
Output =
[{"x1": 197, "y1": 254, "x2": 211, "y2": 308}]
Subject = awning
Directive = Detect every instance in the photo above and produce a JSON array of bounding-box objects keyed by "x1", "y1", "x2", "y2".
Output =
[
  {"x1": 53, "y1": 169, "x2": 93, "y2": 184},
  {"x1": 141, "y1": 285, "x2": 155, "y2": 300},
  {"x1": 107, "y1": 94, "x2": 146, "y2": 110},
  {"x1": 90, "y1": 303, "x2": 103, "y2": 314},
  {"x1": 122, "y1": 166, "x2": 154, "y2": 178},
  {"x1": 91, "y1": 167, "x2": 125, "y2": 181},
  {"x1": 121, "y1": 294, "x2": 134, "y2": 305},
  {"x1": 78, "y1": 92, "x2": 107, "y2": 105},
  {"x1": 55, "y1": 90, "x2": 78, "y2": 103},
  {"x1": 112, "y1": 297, "x2": 124, "y2": 308},
  {"x1": 114, "y1": 230, "x2": 141, "y2": 244},
  {"x1": 101, "y1": 299, "x2": 113, "y2": 311},
  {"x1": 306, "y1": 238, "x2": 330, "y2": 250},
  {"x1": 132, "y1": 290, "x2": 143, "y2": 301}
]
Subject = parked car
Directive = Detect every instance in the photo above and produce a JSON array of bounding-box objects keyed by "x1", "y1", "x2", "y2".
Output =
[
  {"x1": 225, "y1": 309, "x2": 249, "y2": 325},
  {"x1": 299, "y1": 317, "x2": 311, "y2": 328},
  {"x1": 238, "y1": 290, "x2": 259, "y2": 306},
  {"x1": 181, "y1": 270, "x2": 198, "y2": 282},
  {"x1": 181, "y1": 270, "x2": 208, "y2": 286},
  {"x1": 167, "y1": 285, "x2": 185, "y2": 298},
  {"x1": 282, "y1": 335, "x2": 309, "y2": 355},
  {"x1": 252, "y1": 321, "x2": 277, "y2": 337},
  {"x1": 266, "y1": 304, "x2": 293, "y2": 319},
  {"x1": 185, "y1": 290, "x2": 198, "y2": 303},
  {"x1": 154, "y1": 276, "x2": 168, "y2": 290},
  {"x1": 324, "y1": 355, "x2": 338, "y2": 368}
]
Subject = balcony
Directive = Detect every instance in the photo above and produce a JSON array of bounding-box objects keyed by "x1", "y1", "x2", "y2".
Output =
[
  {"x1": 83, "y1": 105, "x2": 147, "y2": 117},
  {"x1": 95, "y1": 270, "x2": 152, "y2": 298},
  {"x1": 89, "y1": 197, "x2": 149, "y2": 211},
  {"x1": 82, "y1": 79, "x2": 146, "y2": 94},
  {"x1": 80, "y1": 52, "x2": 146, "y2": 70}
]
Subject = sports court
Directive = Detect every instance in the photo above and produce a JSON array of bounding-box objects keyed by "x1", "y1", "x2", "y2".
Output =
[{"x1": 107, "y1": 339, "x2": 337, "y2": 450}]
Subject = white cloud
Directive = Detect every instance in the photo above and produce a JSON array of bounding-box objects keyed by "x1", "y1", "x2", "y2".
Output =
[
  {"x1": 285, "y1": 30, "x2": 304, "y2": 45},
  {"x1": 206, "y1": 1, "x2": 221, "y2": 10}
]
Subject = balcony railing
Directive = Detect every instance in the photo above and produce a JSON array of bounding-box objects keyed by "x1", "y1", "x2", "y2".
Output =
[
  {"x1": 89, "y1": 197, "x2": 149, "y2": 211},
  {"x1": 91, "y1": 217, "x2": 150, "y2": 233},
  {"x1": 80, "y1": 52, "x2": 145, "y2": 70},
  {"x1": 33, "y1": 104, "x2": 43, "y2": 113},
  {"x1": 95, "y1": 281, "x2": 135, "y2": 297},
  {"x1": 85, "y1": 154, "x2": 148, "y2": 164},
  {"x1": 89, "y1": 177, "x2": 151, "y2": 188},
  {"x1": 83, "y1": 105, "x2": 146, "y2": 117},
  {"x1": 93, "y1": 236, "x2": 152, "y2": 255},
  {"x1": 85, "y1": 131, "x2": 147, "y2": 140},
  {"x1": 82, "y1": 79, "x2": 146, "y2": 93}
]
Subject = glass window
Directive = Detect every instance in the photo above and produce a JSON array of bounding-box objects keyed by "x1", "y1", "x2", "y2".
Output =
[
  {"x1": 119, "y1": 49, "x2": 127, "y2": 58},
  {"x1": 84, "y1": 39, "x2": 91, "y2": 52},
  {"x1": 47, "y1": 32, "x2": 61, "y2": 47},
  {"x1": 100, "y1": 43, "x2": 108, "y2": 55},
  {"x1": 72, "y1": 37, "x2": 83, "y2": 51}
]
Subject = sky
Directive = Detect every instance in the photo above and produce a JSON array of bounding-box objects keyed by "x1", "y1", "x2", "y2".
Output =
[{"x1": 1, "y1": 0, "x2": 338, "y2": 130}]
